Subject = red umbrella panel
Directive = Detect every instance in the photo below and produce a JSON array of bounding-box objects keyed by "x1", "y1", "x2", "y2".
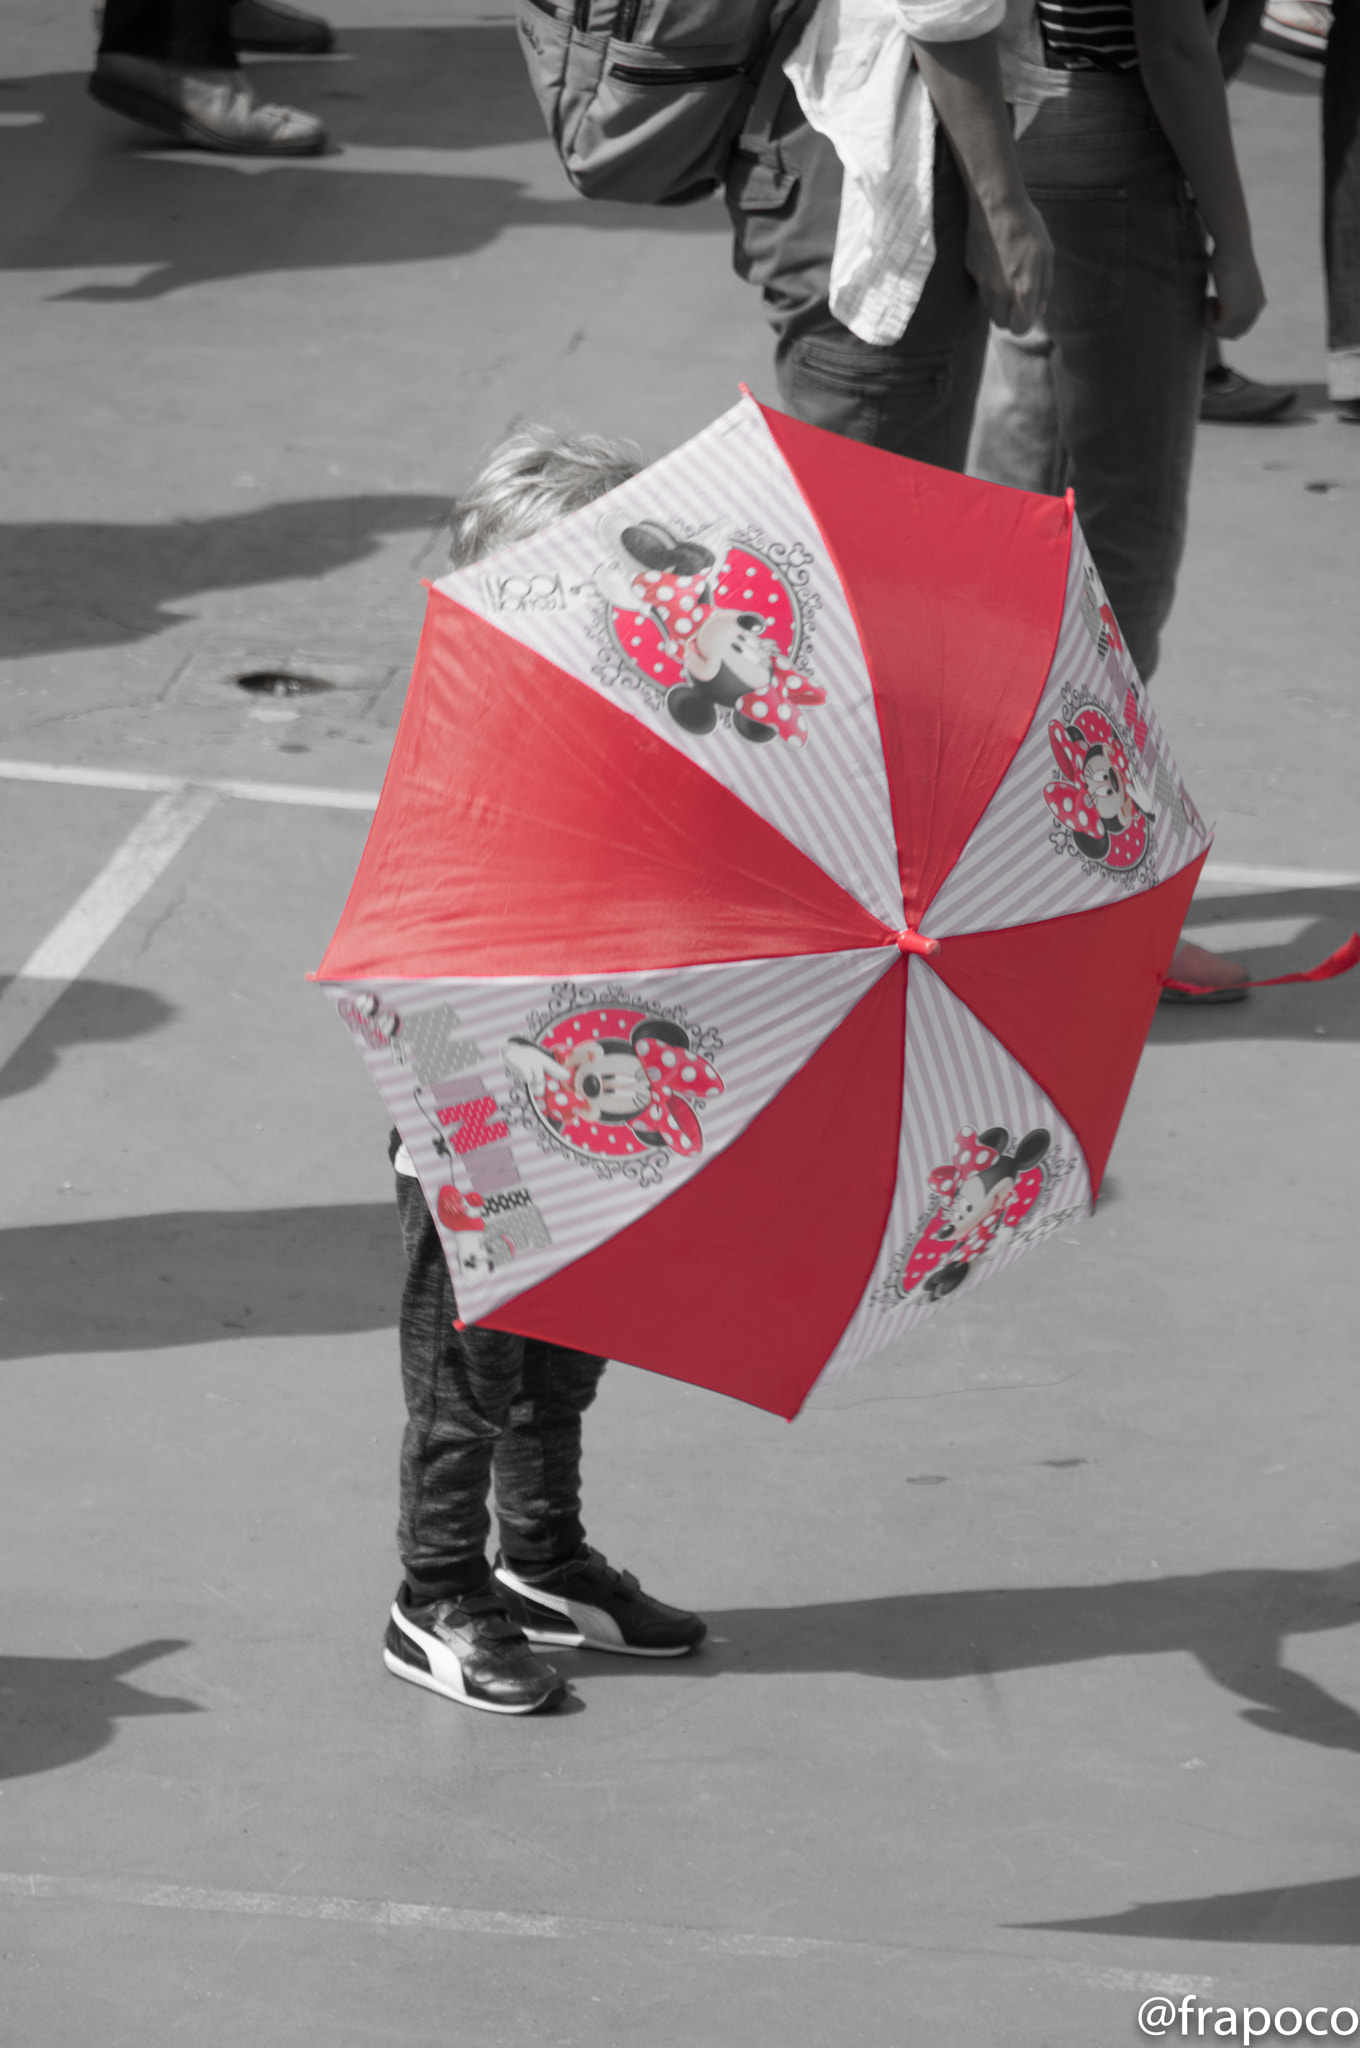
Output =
[{"x1": 317, "y1": 394, "x2": 1211, "y2": 1418}]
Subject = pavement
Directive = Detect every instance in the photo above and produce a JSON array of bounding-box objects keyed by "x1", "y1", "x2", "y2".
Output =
[{"x1": 2, "y1": 7, "x2": 1359, "y2": 2045}]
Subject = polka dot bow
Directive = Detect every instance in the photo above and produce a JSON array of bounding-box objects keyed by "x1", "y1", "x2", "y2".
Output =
[
  {"x1": 628, "y1": 568, "x2": 713, "y2": 658},
  {"x1": 732, "y1": 654, "x2": 827, "y2": 748},
  {"x1": 928, "y1": 1128, "x2": 1000, "y2": 1200},
  {"x1": 535, "y1": 1007, "x2": 724, "y2": 1161}
]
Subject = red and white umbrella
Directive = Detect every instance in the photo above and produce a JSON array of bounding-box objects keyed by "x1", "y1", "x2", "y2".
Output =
[{"x1": 316, "y1": 394, "x2": 1212, "y2": 1418}]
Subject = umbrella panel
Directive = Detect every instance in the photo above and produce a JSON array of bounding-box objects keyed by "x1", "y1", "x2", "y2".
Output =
[
  {"x1": 756, "y1": 402, "x2": 1076, "y2": 926},
  {"x1": 430, "y1": 396, "x2": 910, "y2": 931},
  {"x1": 814, "y1": 959, "x2": 1097, "y2": 1395},
  {"x1": 478, "y1": 959, "x2": 909, "y2": 1419},
  {"x1": 326, "y1": 947, "x2": 896, "y2": 1343},
  {"x1": 315, "y1": 598, "x2": 890, "y2": 983},
  {"x1": 923, "y1": 528, "x2": 1212, "y2": 938},
  {"x1": 932, "y1": 855, "x2": 1205, "y2": 1196}
]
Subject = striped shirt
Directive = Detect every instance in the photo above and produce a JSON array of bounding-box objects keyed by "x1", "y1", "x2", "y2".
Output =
[
  {"x1": 1034, "y1": 0, "x2": 1218, "y2": 69},
  {"x1": 1034, "y1": 0, "x2": 1142, "y2": 69}
]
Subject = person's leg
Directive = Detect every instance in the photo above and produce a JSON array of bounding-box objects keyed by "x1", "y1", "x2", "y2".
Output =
[
  {"x1": 394, "y1": 1173, "x2": 528, "y2": 1601},
  {"x1": 996, "y1": 78, "x2": 1207, "y2": 681},
  {"x1": 385, "y1": 1172, "x2": 566, "y2": 1712},
  {"x1": 1047, "y1": 165, "x2": 1207, "y2": 682},
  {"x1": 966, "y1": 322, "x2": 1069, "y2": 493},
  {"x1": 229, "y1": 1, "x2": 333, "y2": 56},
  {"x1": 1324, "y1": 0, "x2": 1360, "y2": 408},
  {"x1": 491, "y1": 1341, "x2": 707, "y2": 1657},
  {"x1": 492, "y1": 1340, "x2": 606, "y2": 1574},
  {"x1": 91, "y1": 0, "x2": 326, "y2": 153},
  {"x1": 99, "y1": 0, "x2": 235, "y2": 66},
  {"x1": 728, "y1": 107, "x2": 989, "y2": 470},
  {"x1": 1199, "y1": 0, "x2": 1298, "y2": 421},
  {"x1": 984, "y1": 79, "x2": 1244, "y2": 1001}
]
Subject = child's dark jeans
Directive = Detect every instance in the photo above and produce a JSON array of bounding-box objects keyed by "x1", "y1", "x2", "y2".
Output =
[{"x1": 395, "y1": 1171, "x2": 607, "y2": 1602}]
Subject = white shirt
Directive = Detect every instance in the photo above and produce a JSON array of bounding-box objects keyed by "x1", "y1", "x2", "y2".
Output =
[{"x1": 785, "y1": 0, "x2": 1005, "y2": 345}]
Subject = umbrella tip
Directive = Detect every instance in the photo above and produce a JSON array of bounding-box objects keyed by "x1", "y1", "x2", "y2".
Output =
[{"x1": 894, "y1": 929, "x2": 939, "y2": 959}]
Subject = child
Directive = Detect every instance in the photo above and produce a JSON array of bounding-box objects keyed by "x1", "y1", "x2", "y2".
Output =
[{"x1": 383, "y1": 428, "x2": 708, "y2": 1717}]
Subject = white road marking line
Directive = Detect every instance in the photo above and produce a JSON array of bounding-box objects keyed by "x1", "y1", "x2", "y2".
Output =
[
  {"x1": 0, "y1": 1873, "x2": 1212, "y2": 1988},
  {"x1": 1033, "y1": 1959, "x2": 1215, "y2": 1996},
  {"x1": 211, "y1": 775, "x2": 377, "y2": 811},
  {"x1": 1199, "y1": 860, "x2": 1360, "y2": 891},
  {"x1": 19, "y1": 787, "x2": 219, "y2": 981},
  {"x1": 0, "y1": 787, "x2": 218, "y2": 1074},
  {"x1": 0, "y1": 757, "x2": 377, "y2": 811}
]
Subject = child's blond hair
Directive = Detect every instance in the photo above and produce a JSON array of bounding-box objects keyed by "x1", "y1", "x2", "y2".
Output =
[{"x1": 451, "y1": 425, "x2": 645, "y2": 568}]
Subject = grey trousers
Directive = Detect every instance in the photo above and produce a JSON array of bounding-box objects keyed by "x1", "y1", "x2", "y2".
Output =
[
  {"x1": 727, "y1": 115, "x2": 990, "y2": 473},
  {"x1": 967, "y1": 64, "x2": 1209, "y2": 681}
]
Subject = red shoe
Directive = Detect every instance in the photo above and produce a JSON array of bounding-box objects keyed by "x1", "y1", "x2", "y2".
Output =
[{"x1": 1160, "y1": 939, "x2": 1250, "y2": 1005}]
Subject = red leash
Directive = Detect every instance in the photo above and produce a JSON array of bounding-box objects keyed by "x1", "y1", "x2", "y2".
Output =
[{"x1": 1161, "y1": 931, "x2": 1360, "y2": 995}]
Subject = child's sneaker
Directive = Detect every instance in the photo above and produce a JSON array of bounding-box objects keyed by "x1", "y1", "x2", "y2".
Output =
[
  {"x1": 494, "y1": 1548, "x2": 707, "y2": 1658},
  {"x1": 383, "y1": 1585, "x2": 567, "y2": 1714}
]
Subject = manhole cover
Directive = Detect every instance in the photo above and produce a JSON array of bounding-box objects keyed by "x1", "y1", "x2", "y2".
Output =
[{"x1": 234, "y1": 670, "x2": 334, "y2": 697}]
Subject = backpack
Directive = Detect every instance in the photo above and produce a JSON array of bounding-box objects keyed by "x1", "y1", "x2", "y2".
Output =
[{"x1": 515, "y1": 0, "x2": 820, "y2": 208}]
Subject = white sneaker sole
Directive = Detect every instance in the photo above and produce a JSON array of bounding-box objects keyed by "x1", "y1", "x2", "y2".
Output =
[
  {"x1": 493, "y1": 1569, "x2": 698, "y2": 1659},
  {"x1": 384, "y1": 1606, "x2": 562, "y2": 1715}
]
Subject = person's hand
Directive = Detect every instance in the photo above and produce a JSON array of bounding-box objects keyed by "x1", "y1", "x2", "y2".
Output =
[
  {"x1": 1206, "y1": 243, "x2": 1265, "y2": 339},
  {"x1": 965, "y1": 192, "x2": 1054, "y2": 334}
]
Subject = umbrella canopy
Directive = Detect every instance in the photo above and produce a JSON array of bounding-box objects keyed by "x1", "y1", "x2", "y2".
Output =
[{"x1": 316, "y1": 394, "x2": 1210, "y2": 1418}]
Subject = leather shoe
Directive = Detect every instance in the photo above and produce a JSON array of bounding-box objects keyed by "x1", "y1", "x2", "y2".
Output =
[
  {"x1": 89, "y1": 53, "x2": 327, "y2": 154},
  {"x1": 230, "y1": 0, "x2": 335, "y2": 55},
  {"x1": 1200, "y1": 366, "x2": 1297, "y2": 424}
]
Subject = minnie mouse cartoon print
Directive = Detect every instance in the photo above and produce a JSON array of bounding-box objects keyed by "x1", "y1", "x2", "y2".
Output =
[
  {"x1": 436, "y1": 1183, "x2": 494, "y2": 1280},
  {"x1": 899, "y1": 1126, "x2": 1051, "y2": 1303},
  {"x1": 338, "y1": 989, "x2": 402, "y2": 1053},
  {"x1": 592, "y1": 512, "x2": 827, "y2": 748},
  {"x1": 503, "y1": 1004, "x2": 724, "y2": 1166},
  {"x1": 1044, "y1": 706, "x2": 1156, "y2": 874}
]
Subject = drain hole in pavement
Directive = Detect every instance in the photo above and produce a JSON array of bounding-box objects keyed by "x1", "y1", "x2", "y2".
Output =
[{"x1": 234, "y1": 670, "x2": 334, "y2": 697}]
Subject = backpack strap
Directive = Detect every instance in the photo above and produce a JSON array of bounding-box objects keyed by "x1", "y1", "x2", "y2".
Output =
[{"x1": 728, "y1": 0, "x2": 821, "y2": 203}]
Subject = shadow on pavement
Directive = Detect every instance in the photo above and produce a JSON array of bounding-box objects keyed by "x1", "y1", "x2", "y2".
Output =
[
  {"x1": 1018, "y1": 1872, "x2": 1360, "y2": 1944},
  {"x1": 4, "y1": 31, "x2": 727, "y2": 302},
  {"x1": 1152, "y1": 885, "x2": 1360, "y2": 1043},
  {"x1": 1238, "y1": 49, "x2": 1324, "y2": 95},
  {"x1": 579, "y1": 1561, "x2": 1360, "y2": 1756},
  {"x1": 0, "y1": 978, "x2": 177, "y2": 1100},
  {"x1": 0, "y1": 1204, "x2": 401, "y2": 1360},
  {"x1": 0, "y1": 494, "x2": 451, "y2": 661},
  {"x1": 0, "y1": 1640, "x2": 200, "y2": 1782}
]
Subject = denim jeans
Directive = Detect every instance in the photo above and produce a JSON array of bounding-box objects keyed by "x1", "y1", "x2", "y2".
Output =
[
  {"x1": 967, "y1": 65, "x2": 1208, "y2": 681},
  {"x1": 727, "y1": 114, "x2": 990, "y2": 472},
  {"x1": 395, "y1": 1172, "x2": 606, "y2": 1601},
  {"x1": 1325, "y1": 0, "x2": 1360, "y2": 389}
]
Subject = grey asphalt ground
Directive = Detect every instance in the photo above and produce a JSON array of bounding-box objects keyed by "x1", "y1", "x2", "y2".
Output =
[{"x1": 2, "y1": 5, "x2": 1359, "y2": 2044}]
